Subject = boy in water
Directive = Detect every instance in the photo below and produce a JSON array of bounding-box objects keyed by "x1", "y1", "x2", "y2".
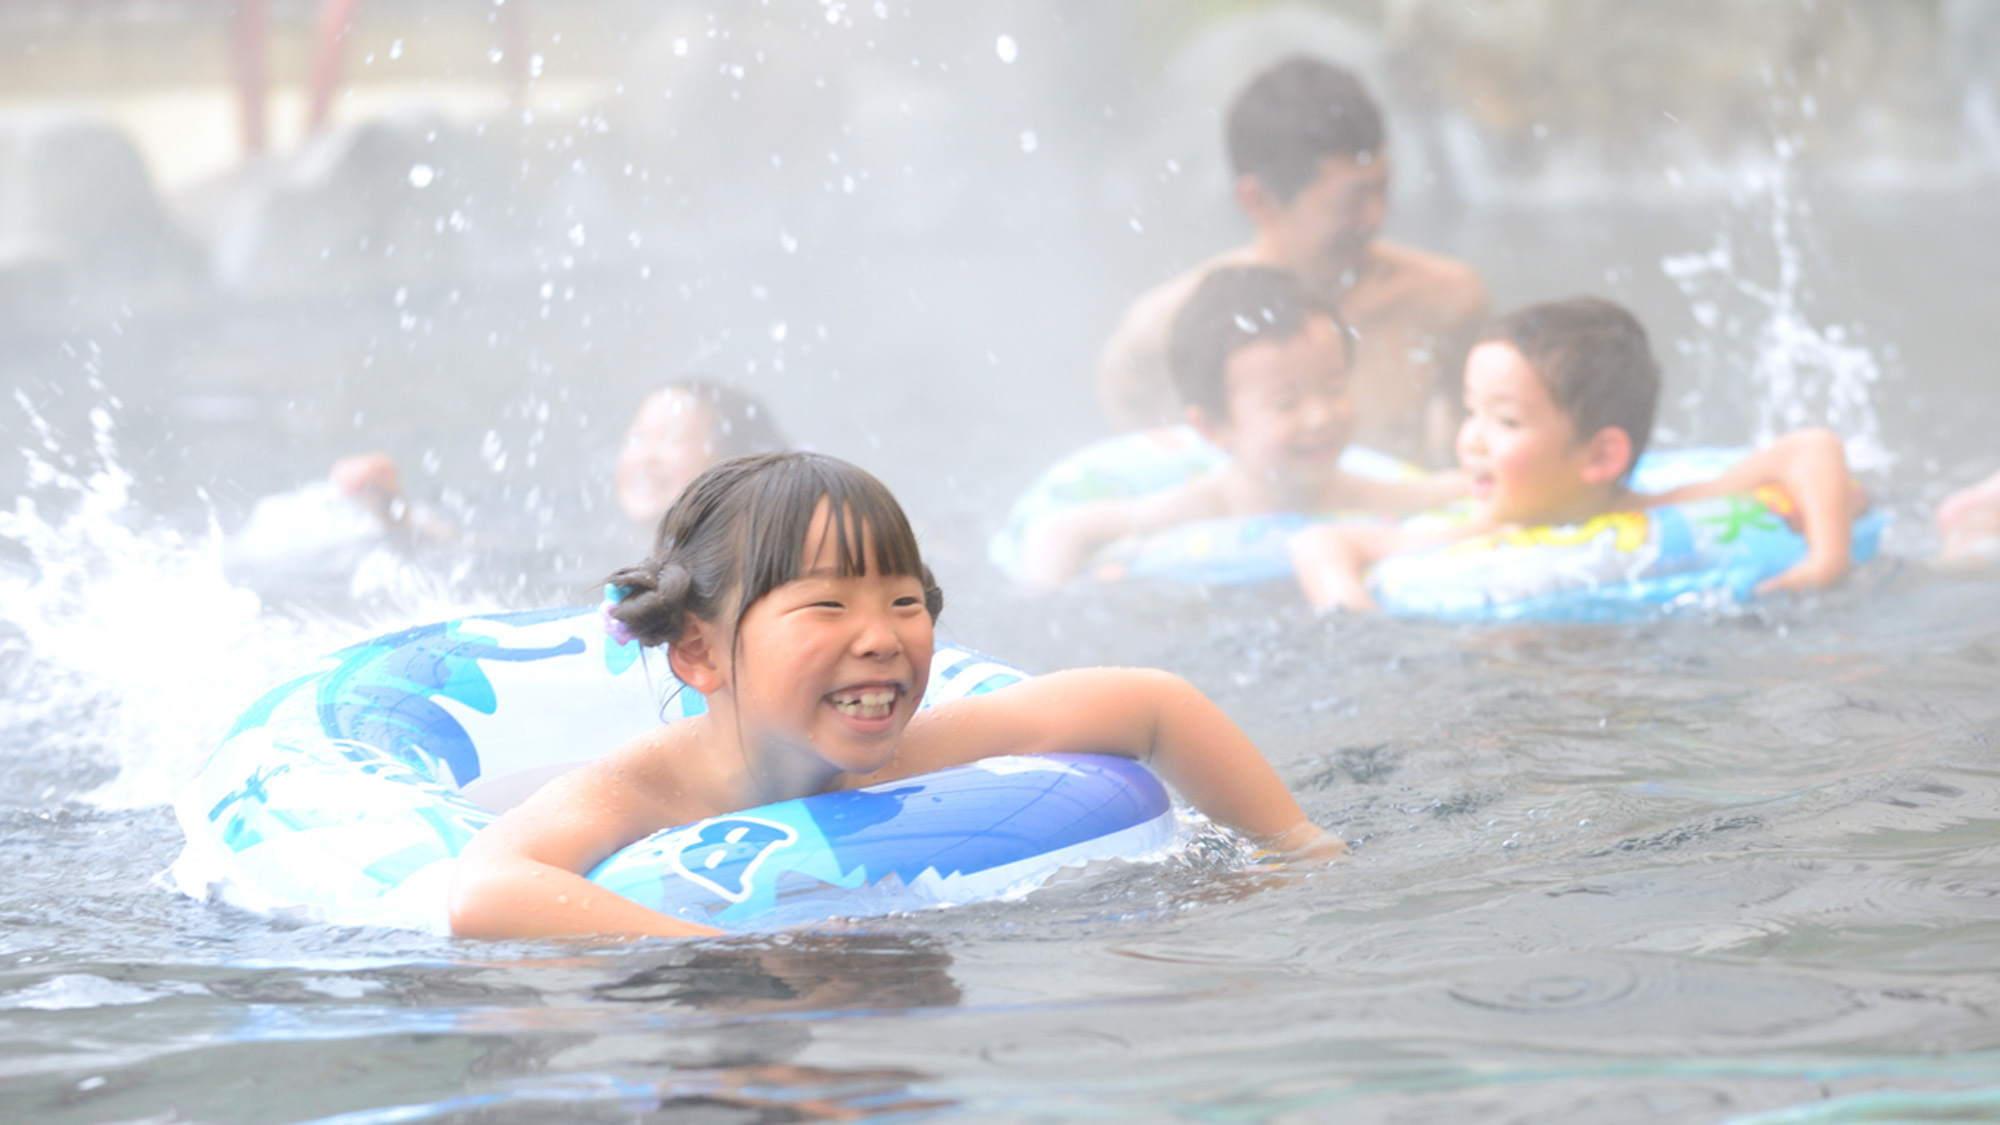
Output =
[
  {"x1": 1289, "y1": 297, "x2": 1863, "y2": 610},
  {"x1": 1096, "y1": 55, "x2": 1488, "y2": 465},
  {"x1": 1019, "y1": 265, "x2": 1466, "y2": 587}
]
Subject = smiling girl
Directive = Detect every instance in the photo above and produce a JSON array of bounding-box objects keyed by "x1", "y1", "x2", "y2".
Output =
[{"x1": 449, "y1": 452, "x2": 1338, "y2": 939}]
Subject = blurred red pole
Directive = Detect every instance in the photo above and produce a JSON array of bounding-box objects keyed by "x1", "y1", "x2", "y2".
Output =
[
  {"x1": 500, "y1": 0, "x2": 529, "y2": 105},
  {"x1": 229, "y1": 0, "x2": 270, "y2": 154},
  {"x1": 306, "y1": 0, "x2": 363, "y2": 135}
]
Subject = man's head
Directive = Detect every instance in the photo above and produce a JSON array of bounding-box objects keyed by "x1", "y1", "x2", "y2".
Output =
[
  {"x1": 1456, "y1": 298, "x2": 1661, "y2": 525},
  {"x1": 1170, "y1": 265, "x2": 1357, "y2": 483},
  {"x1": 1227, "y1": 56, "x2": 1389, "y2": 285}
]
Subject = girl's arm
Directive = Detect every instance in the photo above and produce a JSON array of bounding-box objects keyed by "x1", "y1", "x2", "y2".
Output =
[
  {"x1": 1649, "y1": 427, "x2": 1860, "y2": 593},
  {"x1": 1016, "y1": 481, "x2": 1223, "y2": 588},
  {"x1": 896, "y1": 669, "x2": 1341, "y2": 858},
  {"x1": 448, "y1": 743, "x2": 724, "y2": 940}
]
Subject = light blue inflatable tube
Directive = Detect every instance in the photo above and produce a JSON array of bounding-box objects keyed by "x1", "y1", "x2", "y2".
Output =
[
  {"x1": 989, "y1": 424, "x2": 1422, "y2": 586},
  {"x1": 170, "y1": 606, "x2": 1175, "y2": 934}
]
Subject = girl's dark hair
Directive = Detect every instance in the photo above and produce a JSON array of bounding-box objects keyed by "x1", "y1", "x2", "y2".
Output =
[
  {"x1": 605, "y1": 452, "x2": 942, "y2": 648},
  {"x1": 1477, "y1": 297, "x2": 1662, "y2": 474},
  {"x1": 661, "y1": 377, "x2": 790, "y2": 459}
]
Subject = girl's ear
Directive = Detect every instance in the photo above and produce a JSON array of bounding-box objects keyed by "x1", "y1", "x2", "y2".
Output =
[
  {"x1": 666, "y1": 617, "x2": 729, "y2": 694},
  {"x1": 1578, "y1": 425, "x2": 1636, "y2": 485}
]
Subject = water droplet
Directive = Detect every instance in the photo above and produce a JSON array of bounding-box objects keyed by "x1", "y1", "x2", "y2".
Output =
[
  {"x1": 995, "y1": 35, "x2": 1018, "y2": 64},
  {"x1": 407, "y1": 163, "x2": 435, "y2": 188},
  {"x1": 673, "y1": 37, "x2": 688, "y2": 56},
  {"x1": 1019, "y1": 129, "x2": 1038, "y2": 154}
]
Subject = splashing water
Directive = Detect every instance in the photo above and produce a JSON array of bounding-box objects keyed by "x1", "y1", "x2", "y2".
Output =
[
  {"x1": 1660, "y1": 147, "x2": 1892, "y2": 473},
  {"x1": 0, "y1": 396, "x2": 474, "y2": 811}
]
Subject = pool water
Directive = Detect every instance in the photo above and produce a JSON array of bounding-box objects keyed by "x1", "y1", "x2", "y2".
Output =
[{"x1": 5, "y1": 531, "x2": 2000, "y2": 1122}]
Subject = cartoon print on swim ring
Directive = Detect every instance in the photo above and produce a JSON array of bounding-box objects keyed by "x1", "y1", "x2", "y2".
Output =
[{"x1": 171, "y1": 605, "x2": 1176, "y2": 933}]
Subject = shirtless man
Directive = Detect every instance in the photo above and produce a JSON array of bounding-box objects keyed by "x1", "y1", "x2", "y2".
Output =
[{"x1": 1097, "y1": 55, "x2": 1489, "y2": 467}]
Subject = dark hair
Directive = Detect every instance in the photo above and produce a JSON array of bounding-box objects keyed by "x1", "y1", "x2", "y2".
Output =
[
  {"x1": 659, "y1": 377, "x2": 790, "y2": 459},
  {"x1": 1169, "y1": 265, "x2": 1352, "y2": 420},
  {"x1": 1226, "y1": 55, "x2": 1385, "y2": 202},
  {"x1": 1478, "y1": 298, "x2": 1662, "y2": 473},
  {"x1": 606, "y1": 452, "x2": 942, "y2": 649}
]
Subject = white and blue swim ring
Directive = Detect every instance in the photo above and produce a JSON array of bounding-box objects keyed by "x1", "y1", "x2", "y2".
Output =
[
  {"x1": 1368, "y1": 447, "x2": 1888, "y2": 623},
  {"x1": 990, "y1": 424, "x2": 1423, "y2": 586},
  {"x1": 170, "y1": 606, "x2": 1176, "y2": 933}
]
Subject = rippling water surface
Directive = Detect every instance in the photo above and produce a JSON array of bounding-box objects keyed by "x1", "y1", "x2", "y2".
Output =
[
  {"x1": 3, "y1": 141, "x2": 1999, "y2": 1125},
  {"x1": 5, "y1": 565, "x2": 2000, "y2": 1123}
]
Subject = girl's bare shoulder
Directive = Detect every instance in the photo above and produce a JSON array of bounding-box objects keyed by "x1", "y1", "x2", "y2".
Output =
[{"x1": 574, "y1": 719, "x2": 725, "y2": 821}]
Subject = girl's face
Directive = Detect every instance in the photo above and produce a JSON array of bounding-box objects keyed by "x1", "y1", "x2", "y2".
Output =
[
  {"x1": 1456, "y1": 342, "x2": 1599, "y2": 526},
  {"x1": 725, "y1": 501, "x2": 935, "y2": 782},
  {"x1": 616, "y1": 390, "x2": 718, "y2": 526}
]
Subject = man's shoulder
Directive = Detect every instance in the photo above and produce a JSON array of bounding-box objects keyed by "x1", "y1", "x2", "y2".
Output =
[{"x1": 1361, "y1": 240, "x2": 1490, "y2": 326}]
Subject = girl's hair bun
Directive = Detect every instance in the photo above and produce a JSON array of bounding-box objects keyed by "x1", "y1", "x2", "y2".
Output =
[{"x1": 605, "y1": 559, "x2": 695, "y2": 648}]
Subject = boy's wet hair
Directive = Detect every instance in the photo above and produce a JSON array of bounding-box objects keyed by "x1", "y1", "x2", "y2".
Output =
[
  {"x1": 606, "y1": 452, "x2": 942, "y2": 648},
  {"x1": 1169, "y1": 264, "x2": 1352, "y2": 420},
  {"x1": 658, "y1": 377, "x2": 791, "y2": 458},
  {"x1": 1479, "y1": 297, "x2": 1662, "y2": 473},
  {"x1": 1227, "y1": 55, "x2": 1385, "y2": 202}
]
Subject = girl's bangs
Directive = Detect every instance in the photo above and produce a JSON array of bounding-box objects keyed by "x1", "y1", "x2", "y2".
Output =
[{"x1": 734, "y1": 456, "x2": 927, "y2": 617}]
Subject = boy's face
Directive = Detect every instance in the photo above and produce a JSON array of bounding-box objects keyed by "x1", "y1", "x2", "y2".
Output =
[
  {"x1": 1457, "y1": 342, "x2": 1612, "y2": 526},
  {"x1": 1196, "y1": 315, "x2": 1356, "y2": 488}
]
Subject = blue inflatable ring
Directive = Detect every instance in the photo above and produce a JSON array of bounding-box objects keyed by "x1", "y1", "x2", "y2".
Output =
[
  {"x1": 989, "y1": 425, "x2": 1423, "y2": 586},
  {"x1": 170, "y1": 606, "x2": 1176, "y2": 933}
]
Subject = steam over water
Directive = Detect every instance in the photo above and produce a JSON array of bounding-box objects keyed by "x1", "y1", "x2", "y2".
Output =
[{"x1": 4, "y1": 4, "x2": 2000, "y2": 1122}]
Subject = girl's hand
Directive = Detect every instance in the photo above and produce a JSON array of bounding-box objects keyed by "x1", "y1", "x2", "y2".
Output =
[{"x1": 1259, "y1": 821, "x2": 1347, "y2": 863}]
